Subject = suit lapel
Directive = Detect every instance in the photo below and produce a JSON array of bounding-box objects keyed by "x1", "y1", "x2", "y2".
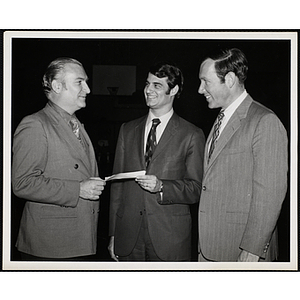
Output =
[
  {"x1": 150, "y1": 113, "x2": 178, "y2": 163},
  {"x1": 204, "y1": 123, "x2": 215, "y2": 170},
  {"x1": 132, "y1": 113, "x2": 178, "y2": 169},
  {"x1": 135, "y1": 116, "x2": 148, "y2": 169},
  {"x1": 205, "y1": 95, "x2": 253, "y2": 170},
  {"x1": 45, "y1": 104, "x2": 93, "y2": 172},
  {"x1": 79, "y1": 124, "x2": 95, "y2": 170}
]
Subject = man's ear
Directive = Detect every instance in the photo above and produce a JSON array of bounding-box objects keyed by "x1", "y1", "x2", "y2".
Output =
[
  {"x1": 170, "y1": 85, "x2": 179, "y2": 97},
  {"x1": 225, "y1": 72, "x2": 236, "y2": 88},
  {"x1": 51, "y1": 80, "x2": 63, "y2": 94}
]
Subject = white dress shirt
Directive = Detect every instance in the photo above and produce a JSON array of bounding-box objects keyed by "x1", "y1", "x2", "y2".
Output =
[
  {"x1": 144, "y1": 109, "x2": 174, "y2": 153},
  {"x1": 208, "y1": 90, "x2": 248, "y2": 153},
  {"x1": 219, "y1": 90, "x2": 248, "y2": 136}
]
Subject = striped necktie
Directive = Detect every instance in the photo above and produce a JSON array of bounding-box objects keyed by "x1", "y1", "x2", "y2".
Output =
[
  {"x1": 208, "y1": 110, "x2": 224, "y2": 163},
  {"x1": 145, "y1": 118, "x2": 161, "y2": 168}
]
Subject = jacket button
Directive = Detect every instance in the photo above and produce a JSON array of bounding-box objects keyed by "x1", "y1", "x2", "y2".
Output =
[
  {"x1": 202, "y1": 186, "x2": 206, "y2": 191},
  {"x1": 74, "y1": 164, "x2": 79, "y2": 169},
  {"x1": 140, "y1": 211, "x2": 143, "y2": 215}
]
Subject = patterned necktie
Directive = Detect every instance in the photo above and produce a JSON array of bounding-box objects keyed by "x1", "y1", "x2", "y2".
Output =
[
  {"x1": 69, "y1": 117, "x2": 82, "y2": 142},
  {"x1": 208, "y1": 110, "x2": 224, "y2": 163},
  {"x1": 145, "y1": 118, "x2": 161, "y2": 168}
]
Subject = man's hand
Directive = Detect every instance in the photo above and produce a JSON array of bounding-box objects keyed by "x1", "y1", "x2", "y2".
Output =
[
  {"x1": 237, "y1": 250, "x2": 260, "y2": 262},
  {"x1": 135, "y1": 175, "x2": 162, "y2": 193},
  {"x1": 79, "y1": 177, "x2": 106, "y2": 200},
  {"x1": 108, "y1": 236, "x2": 119, "y2": 262}
]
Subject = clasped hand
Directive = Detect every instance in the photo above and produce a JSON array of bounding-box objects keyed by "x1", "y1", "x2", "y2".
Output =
[
  {"x1": 135, "y1": 175, "x2": 162, "y2": 193},
  {"x1": 80, "y1": 177, "x2": 106, "y2": 200}
]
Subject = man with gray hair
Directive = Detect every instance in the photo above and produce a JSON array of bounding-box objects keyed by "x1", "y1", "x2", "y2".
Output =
[{"x1": 12, "y1": 57, "x2": 106, "y2": 261}]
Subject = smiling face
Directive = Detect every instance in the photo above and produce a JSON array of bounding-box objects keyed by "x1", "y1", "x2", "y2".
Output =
[
  {"x1": 144, "y1": 73, "x2": 177, "y2": 116},
  {"x1": 198, "y1": 58, "x2": 231, "y2": 109},
  {"x1": 56, "y1": 63, "x2": 90, "y2": 114}
]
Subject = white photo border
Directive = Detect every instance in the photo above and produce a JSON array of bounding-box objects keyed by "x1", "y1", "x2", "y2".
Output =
[{"x1": 2, "y1": 30, "x2": 298, "y2": 271}]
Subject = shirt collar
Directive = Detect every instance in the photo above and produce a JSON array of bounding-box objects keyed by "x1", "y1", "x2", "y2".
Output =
[
  {"x1": 224, "y1": 90, "x2": 248, "y2": 115},
  {"x1": 146, "y1": 108, "x2": 174, "y2": 126}
]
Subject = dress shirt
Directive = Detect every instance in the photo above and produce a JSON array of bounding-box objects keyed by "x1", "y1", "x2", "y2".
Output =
[
  {"x1": 208, "y1": 90, "x2": 248, "y2": 154},
  {"x1": 144, "y1": 109, "x2": 174, "y2": 153},
  {"x1": 219, "y1": 90, "x2": 248, "y2": 136}
]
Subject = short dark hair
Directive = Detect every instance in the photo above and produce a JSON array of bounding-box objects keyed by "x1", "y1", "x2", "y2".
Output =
[
  {"x1": 42, "y1": 57, "x2": 82, "y2": 97},
  {"x1": 149, "y1": 62, "x2": 184, "y2": 99},
  {"x1": 206, "y1": 48, "x2": 248, "y2": 84}
]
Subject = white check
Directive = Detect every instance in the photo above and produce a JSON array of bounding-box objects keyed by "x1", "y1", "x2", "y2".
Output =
[{"x1": 104, "y1": 170, "x2": 146, "y2": 181}]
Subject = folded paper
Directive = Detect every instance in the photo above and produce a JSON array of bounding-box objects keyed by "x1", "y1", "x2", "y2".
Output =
[{"x1": 104, "y1": 170, "x2": 146, "y2": 181}]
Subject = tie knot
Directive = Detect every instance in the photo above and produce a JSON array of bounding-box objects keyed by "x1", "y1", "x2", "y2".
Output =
[
  {"x1": 69, "y1": 117, "x2": 80, "y2": 133},
  {"x1": 70, "y1": 117, "x2": 78, "y2": 124},
  {"x1": 152, "y1": 118, "x2": 161, "y2": 127},
  {"x1": 218, "y1": 110, "x2": 225, "y2": 121}
]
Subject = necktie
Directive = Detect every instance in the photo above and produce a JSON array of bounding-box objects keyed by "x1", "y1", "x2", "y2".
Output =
[
  {"x1": 69, "y1": 117, "x2": 82, "y2": 142},
  {"x1": 145, "y1": 118, "x2": 161, "y2": 168},
  {"x1": 208, "y1": 110, "x2": 224, "y2": 163}
]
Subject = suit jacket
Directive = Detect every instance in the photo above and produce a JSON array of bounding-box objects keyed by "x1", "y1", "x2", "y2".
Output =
[
  {"x1": 198, "y1": 95, "x2": 288, "y2": 262},
  {"x1": 12, "y1": 102, "x2": 99, "y2": 258},
  {"x1": 109, "y1": 113, "x2": 205, "y2": 261}
]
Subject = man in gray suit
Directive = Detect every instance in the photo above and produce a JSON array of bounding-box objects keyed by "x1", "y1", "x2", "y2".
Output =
[
  {"x1": 198, "y1": 48, "x2": 288, "y2": 262},
  {"x1": 12, "y1": 58, "x2": 106, "y2": 261}
]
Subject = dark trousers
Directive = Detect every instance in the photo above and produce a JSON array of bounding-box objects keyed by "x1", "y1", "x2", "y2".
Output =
[
  {"x1": 20, "y1": 252, "x2": 97, "y2": 261},
  {"x1": 118, "y1": 214, "x2": 163, "y2": 262}
]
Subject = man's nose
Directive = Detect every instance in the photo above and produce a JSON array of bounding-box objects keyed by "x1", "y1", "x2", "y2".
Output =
[
  {"x1": 198, "y1": 82, "x2": 205, "y2": 94},
  {"x1": 83, "y1": 82, "x2": 90, "y2": 94},
  {"x1": 145, "y1": 84, "x2": 154, "y2": 94}
]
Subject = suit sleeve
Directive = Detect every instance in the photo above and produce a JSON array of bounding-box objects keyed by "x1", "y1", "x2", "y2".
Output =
[
  {"x1": 158, "y1": 128, "x2": 205, "y2": 205},
  {"x1": 239, "y1": 113, "x2": 288, "y2": 257},
  {"x1": 12, "y1": 115, "x2": 80, "y2": 207}
]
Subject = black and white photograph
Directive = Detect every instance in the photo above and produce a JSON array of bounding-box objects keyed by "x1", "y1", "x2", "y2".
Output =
[{"x1": 2, "y1": 31, "x2": 297, "y2": 273}]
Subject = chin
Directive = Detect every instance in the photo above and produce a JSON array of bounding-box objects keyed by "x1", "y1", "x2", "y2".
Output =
[
  {"x1": 146, "y1": 101, "x2": 156, "y2": 108},
  {"x1": 207, "y1": 102, "x2": 215, "y2": 109}
]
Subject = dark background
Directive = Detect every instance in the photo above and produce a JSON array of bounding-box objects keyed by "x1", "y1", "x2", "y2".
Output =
[{"x1": 10, "y1": 36, "x2": 291, "y2": 262}]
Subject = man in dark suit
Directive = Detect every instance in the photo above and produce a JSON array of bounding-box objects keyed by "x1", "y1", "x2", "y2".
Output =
[
  {"x1": 12, "y1": 57, "x2": 106, "y2": 261},
  {"x1": 108, "y1": 62, "x2": 205, "y2": 262},
  {"x1": 198, "y1": 48, "x2": 288, "y2": 262}
]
